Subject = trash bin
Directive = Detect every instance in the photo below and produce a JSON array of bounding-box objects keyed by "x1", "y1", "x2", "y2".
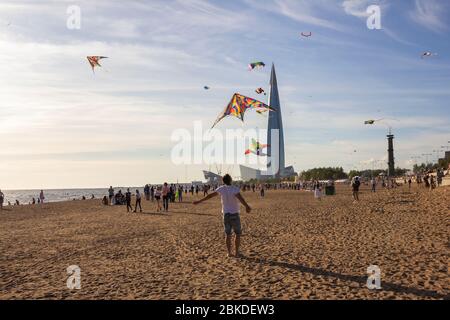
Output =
[{"x1": 325, "y1": 185, "x2": 335, "y2": 196}]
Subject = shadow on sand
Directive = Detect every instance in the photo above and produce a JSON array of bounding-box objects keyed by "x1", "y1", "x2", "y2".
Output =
[
  {"x1": 240, "y1": 256, "x2": 448, "y2": 299},
  {"x1": 139, "y1": 211, "x2": 170, "y2": 216},
  {"x1": 170, "y1": 211, "x2": 216, "y2": 217}
]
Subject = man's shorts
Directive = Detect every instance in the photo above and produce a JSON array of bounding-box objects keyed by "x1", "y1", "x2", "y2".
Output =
[{"x1": 223, "y1": 213, "x2": 242, "y2": 235}]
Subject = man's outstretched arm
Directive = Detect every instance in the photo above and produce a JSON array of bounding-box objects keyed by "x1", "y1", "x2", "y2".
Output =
[
  {"x1": 235, "y1": 193, "x2": 251, "y2": 213},
  {"x1": 193, "y1": 192, "x2": 218, "y2": 205}
]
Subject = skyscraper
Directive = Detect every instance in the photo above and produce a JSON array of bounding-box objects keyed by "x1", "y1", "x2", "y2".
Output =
[
  {"x1": 239, "y1": 63, "x2": 296, "y2": 180},
  {"x1": 267, "y1": 64, "x2": 285, "y2": 176}
]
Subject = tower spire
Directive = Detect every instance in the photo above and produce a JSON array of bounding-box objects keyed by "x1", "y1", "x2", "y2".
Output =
[{"x1": 267, "y1": 63, "x2": 285, "y2": 177}]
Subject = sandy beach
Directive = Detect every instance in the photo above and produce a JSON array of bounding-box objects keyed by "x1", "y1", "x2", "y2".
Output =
[{"x1": 0, "y1": 184, "x2": 448, "y2": 300}]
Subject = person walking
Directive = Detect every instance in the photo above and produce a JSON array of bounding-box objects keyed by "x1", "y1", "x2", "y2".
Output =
[
  {"x1": 154, "y1": 186, "x2": 162, "y2": 212},
  {"x1": 0, "y1": 189, "x2": 4, "y2": 211},
  {"x1": 39, "y1": 190, "x2": 45, "y2": 205},
  {"x1": 314, "y1": 181, "x2": 322, "y2": 201},
  {"x1": 134, "y1": 189, "x2": 142, "y2": 213},
  {"x1": 144, "y1": 184, "x2": 150, "y2": 201},
  {"x1": 178, "y1": 185, "x2": 183, "y2": 202},
  {"x1": 193, "y1": 174, "x2": 251, "y2": 258},
  {"x1": 108, "y1": 186, "x2": 114, "y2": 205},
  {"x1": 150, "y1": 185, "x2": 155, "y2": 202},
  {"x1": 162, "y1": 183, "x2": 170, "y2": 212},
  {"x1": 125, "y1": 188, "x2": 133, "y2": 212},
  {"x1": 430, "y1": 175, "x2": 436, "y2": 191},
  {"x1": 351, "y1": 177, "x2": 361, "y2": 202},
  {"x1": 370, "y1": 178, "x2": 376, "y2": 193}
]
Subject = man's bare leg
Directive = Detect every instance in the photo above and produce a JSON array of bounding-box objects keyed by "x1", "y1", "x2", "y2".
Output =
[
  {"x1": 226, "y1": 235, "x2": 233, "y2": 257},
  {"x1": 234, "y1": 235, "x2": 241, "y2": 257}
]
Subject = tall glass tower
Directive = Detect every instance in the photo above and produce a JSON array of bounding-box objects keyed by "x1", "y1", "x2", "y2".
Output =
[
  {"x1": 267, "y1": 64, "x2": 285, "y2": 176},
  {"x1": 239, "y1": 63, "x2": 295, "y2": 181}
]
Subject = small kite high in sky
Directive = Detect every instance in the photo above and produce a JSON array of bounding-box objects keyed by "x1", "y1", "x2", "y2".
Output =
[
  {"x1": 245, "y1": 138, "x2": 269, "y2": 156},
  {"x1": 87, "y1": 56, "x2": 108, "y2": 73},
  {"x1": 211, "y1": 93, "x2": 275, "y2": 129},
  {"x1": 248, "y1": 61, "x2": 265, "y2": 71},
  {"x1": 255, "y1": 87, "x2": 266, "y2": 95},
  {"x1": 364, "y1": 118, "x2": 399, "y2": 134},
  {"x1": 364, "y1": 118, "x2": 396, "y2": 125},
  {"x1": 301, "y1": 32, "x2": 312, "y2": 37},
  {"x1": 421, "y1": 52, "x2": 437, "y2": 59},
  {"x1": 204, "y1": 86, "x2": 210, "y2": 90}
]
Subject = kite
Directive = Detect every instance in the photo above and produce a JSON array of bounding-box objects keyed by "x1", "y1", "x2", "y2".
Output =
[
  {"x1": 211, "y1": 93, "x2": 275, "y2": 129},
  {"x1": 204, "y1": 86, "x2": 210, "y2": 90},
  {"x1": 256, "y1": 109, "x2": 269, "y2": 117},
  {"x1": 255, "y1": 88, "x2": 266, "y2": 95},
  {"x1": 365, "y1": 118, "x2": 398, "y2": 125},
  {"x1": 245, "y1": 138, "x2": 269, "y2": 156},
  {"x1": 86, "y1": 56, "x2": 108, "y2": 73},
  {"x1": 421, "y1": 52, "x2": 437, "y2": 59},
  {"x1": 364, "y1": 118, "x2": 399, "y2": 135},
  {"x1": 248, "y1": 62, "x2": 265, "y2": 71},
  {"x1": 301, "y1": 32, "x2": 312, "y2": 37}
]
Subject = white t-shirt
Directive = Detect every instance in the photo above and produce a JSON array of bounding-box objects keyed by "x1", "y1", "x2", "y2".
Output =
[{"x1": 215, "y1": 185, "x2": 240, "y2": 214}]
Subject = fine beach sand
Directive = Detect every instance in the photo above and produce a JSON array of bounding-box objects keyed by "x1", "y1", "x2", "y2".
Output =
[{"x1": 0, "y1": 184, "x2": 448, "y2": 300}]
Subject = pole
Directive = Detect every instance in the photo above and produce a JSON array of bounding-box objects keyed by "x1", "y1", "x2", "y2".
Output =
[{"x1": 387, "y1": 134, "x2": 395, "y2": 177}]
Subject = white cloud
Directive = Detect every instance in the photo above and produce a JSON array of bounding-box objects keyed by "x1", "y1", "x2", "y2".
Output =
[
  {"x1": 342, "y1": 0, "x2": 374, "y2": 18},
  {"x1": 410, "y1": 0, "x2": 449, "y2": 33},
  {"x1": 244, "y1": 0, "x2": 346, "y2": 31}
]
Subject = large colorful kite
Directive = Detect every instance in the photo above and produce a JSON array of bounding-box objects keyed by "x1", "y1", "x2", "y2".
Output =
[
  {"x1": 211, "y1": 93, "x2": 274, "y2": 129},
  {"x1": 87, "y1": 56, "x2": 108, "y2": 73},
  {"x1": 245, "y1": 138, "x2": 269, "y2": 156}
]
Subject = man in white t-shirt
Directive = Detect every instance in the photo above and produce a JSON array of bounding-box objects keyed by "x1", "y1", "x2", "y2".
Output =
[{"x1": 193, "y1": 174, "x2": 251, "y2": 258}]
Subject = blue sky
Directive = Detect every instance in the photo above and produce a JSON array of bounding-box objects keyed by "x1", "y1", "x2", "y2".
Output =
[{"x1": 0, "y1": 0, "x2": 449, "y2": 189}]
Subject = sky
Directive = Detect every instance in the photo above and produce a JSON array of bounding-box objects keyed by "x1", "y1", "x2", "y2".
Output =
[{"x1": 0, "y1": 0, "x2": 449, "y2": 189}]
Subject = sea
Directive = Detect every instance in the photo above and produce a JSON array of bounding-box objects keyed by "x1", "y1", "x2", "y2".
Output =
[{"x1": 1, "y1": 187, "x2": 145, "y2": 205}]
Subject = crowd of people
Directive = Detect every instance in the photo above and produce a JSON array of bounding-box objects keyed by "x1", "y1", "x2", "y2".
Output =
[
  {"x1": 1, "y1": 166, "x2": 448, "y2": 213},
  {"x1": 105, "y1": 183, "x2": 187, "y2": 213},
  {"x1": 414, "y1": 168, "x2": 446, "y2": 190}
]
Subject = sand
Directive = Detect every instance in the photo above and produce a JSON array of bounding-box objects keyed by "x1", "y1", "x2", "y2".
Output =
[{"x1": 0, "y1": 184, "x2": 448, "y2": 300}]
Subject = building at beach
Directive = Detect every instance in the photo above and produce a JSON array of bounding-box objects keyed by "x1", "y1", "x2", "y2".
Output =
[
  {"x1": 203, "y1": 170, "x2": 222, "y2": 184},
  {"x1": 239, "y1": 64, "x2": 296, "y2": 181}
]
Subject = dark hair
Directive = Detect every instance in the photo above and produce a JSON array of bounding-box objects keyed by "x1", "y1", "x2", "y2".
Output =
[{"x1": 222, "y1": 174, "x2": 232, "y2": 185}]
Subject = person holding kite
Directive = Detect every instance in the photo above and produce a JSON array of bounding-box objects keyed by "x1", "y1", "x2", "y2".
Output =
[{"x1": 193, "y1": 174, "x2": 251, "y2": 258}]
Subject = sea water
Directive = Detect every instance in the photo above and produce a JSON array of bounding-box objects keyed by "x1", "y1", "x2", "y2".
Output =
[{"x1": 1, "y1": 187, "x2": 144, "y2": 205}]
